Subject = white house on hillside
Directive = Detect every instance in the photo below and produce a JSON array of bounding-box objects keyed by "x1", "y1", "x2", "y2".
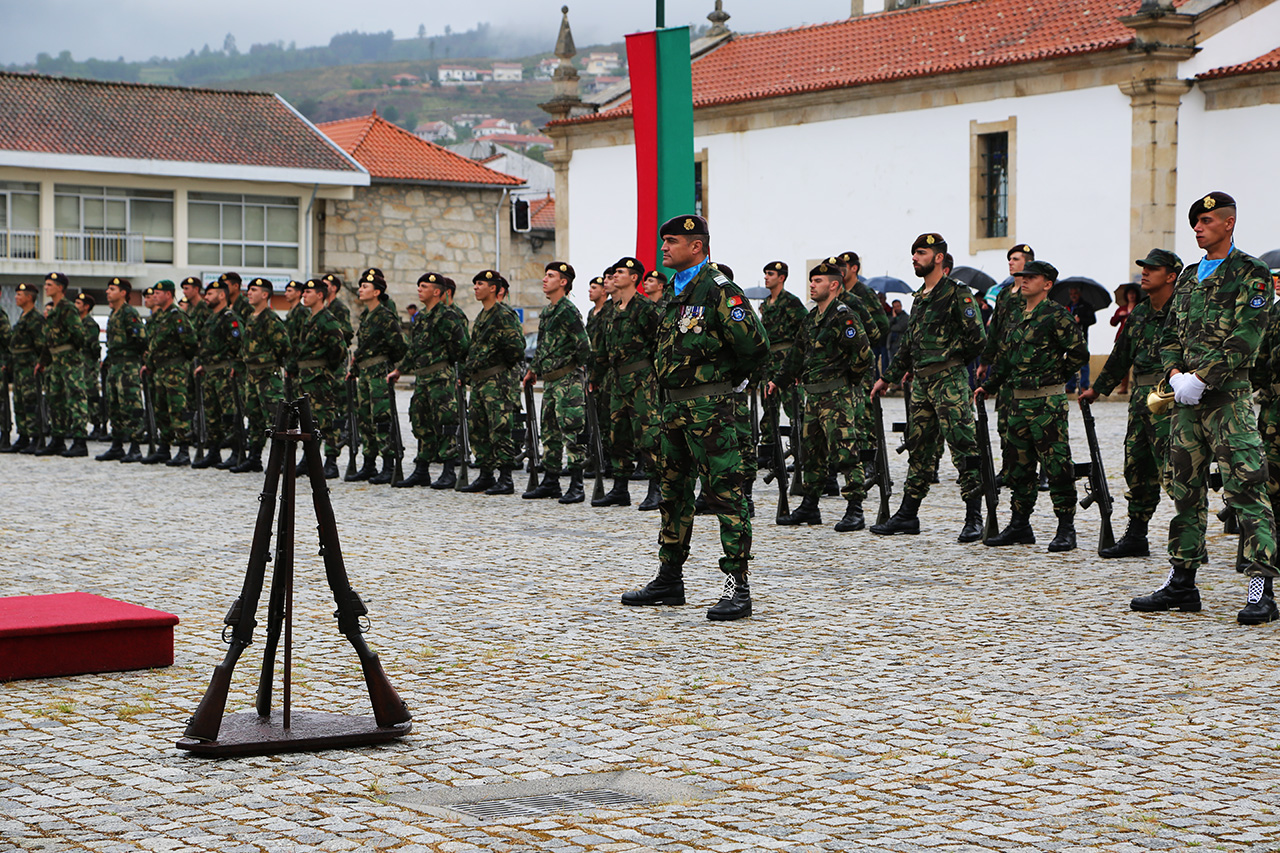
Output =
[{"x1": 492, "y1": 63, "x2": 524, "y2": 82}]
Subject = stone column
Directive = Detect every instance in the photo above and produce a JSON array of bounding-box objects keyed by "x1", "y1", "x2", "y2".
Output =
[{"x1": 1119, "y1": 78, "x2": 1192, "y2": 261}]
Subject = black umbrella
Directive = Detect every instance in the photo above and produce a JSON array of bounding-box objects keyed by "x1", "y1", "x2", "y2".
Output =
[
  {"x1": 742, "y1": 286, "x2": 770, "y2": 300},
  {"x1": 1259, "y1": 249, "x2": 1280, "y2": 270},
  {"x1": 951, "y1": 266, "x2": 997, "y2": 296},
  {"x1": 1050, "y1": 276, "x2": 1111, "y2": 312},
  {"x1": 866, "y1": 275, "x2": 913, "y2": 295}
]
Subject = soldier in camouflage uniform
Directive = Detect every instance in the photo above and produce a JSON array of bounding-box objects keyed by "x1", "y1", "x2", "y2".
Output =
[
  {"x1": 74, "y1": 291, "x2": 106, "y2": 441},
  {"x1": 524, "y1": 262, "x2": 590, "y2": 502},
  {"x1": 1079, "y1": 249, "x2": 1181, "y2": 558},
  {"x1": 1135, "y1": 192, "x2": 1278, "y2": 625},
  {"x1": 283, "y1": 280, "x2": 308, "y2": 345},
  {"x1": 585, "y1": 275, "x2": 612, "y2": 476},
  {"x1": 2, "y1": 283, "x2": 44, "y2": 454},
  {"x1": 141, "y1": 280, "x2": 199, "y2": 465},
  {"x1": 219, "y1": 272, "x2": 251, "y2": 323},
  {"x1": 95, "y1": 278, "x2": 147, "y2": 463},
  {"x1": 458, "y1": 270, "x2": 525, "y2": 495},
  {"x1": 836, "y1": 253, "x2": 889, "y2": 477},
  {"x1": 345, "y1": 269, "x2": 407, "y2": 484},
  {"x1": 1253, "y1": 267, "x2": 1280, "y2": 546},
  {"x1": 758, "y1": 261, "x2": 806, "y2": 466},
  {"x1": 190, "y1": 279, "x2": 242, "y2": 470},
  {"x1": 622, "y1": 215, "x2": 769, "y2": 622},
  {"x1": 36, "y1": 272, "x2": 90, "y2": 457},
  {"x1": 644, "y1": 270, "x2": 671, "y2": 308},
  {"x1": 871, "y1": 234, "x2": 987, "y2": 542},
  {"x1": 294, "y1": 279, "x2": 348, "y2": 478},
  {"x1": 980, "y1": 244, "x2": 1035, "y2": 484},
  {"x1": 391, "y1": 273, "x2": 470, "y2": 488},
  {"x1": 975, "y1": 260, "x2": 1087, "y2": 551},
  {"x1": 0, "y1": 300, "x2": 11, "y2": 449},
  {"x1": 769, "y1": 260, "x2": 872, "y2": 531},
  {"x1": 228, "y1": 278, "x2": 292, "y2": 473},
  {"x1": 593, "y1": 256, "x2": 661, "y2": 509}
]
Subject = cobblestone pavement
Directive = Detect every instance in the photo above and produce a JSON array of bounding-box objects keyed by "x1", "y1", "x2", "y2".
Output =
[{"x1": 2, "y1": 396, "x2": 1278, "y2": 853}]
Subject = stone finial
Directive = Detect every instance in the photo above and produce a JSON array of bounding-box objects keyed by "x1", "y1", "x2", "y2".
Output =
[
  {"x1": 555, "y1": 6, "x2": 576, "y2": 61},
  {"x1": 707, "y1": 1, "x2": 732, "y2": 37},
  {"x1": 540, "y1": 5, "x2": 586, "y2": 122}
]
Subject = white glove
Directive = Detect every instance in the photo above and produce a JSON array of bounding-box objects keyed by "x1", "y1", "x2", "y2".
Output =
[{"x1": 1171, "y1": 372, "x2": 1206, "y2": 405}]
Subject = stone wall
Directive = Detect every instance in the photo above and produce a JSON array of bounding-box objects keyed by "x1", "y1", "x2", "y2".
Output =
[{"x1": 320, "y1": 182, "x2": 552, "y2": 331}]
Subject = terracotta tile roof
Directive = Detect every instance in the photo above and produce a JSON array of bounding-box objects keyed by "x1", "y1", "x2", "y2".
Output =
[
  {"x1": 317, "y1": 112, "x2": 523, "y2": 186},
  {"x1": 528, "y1": 195, "x2": 555, "y2": 230},
  {"x1": 552, "y1": 0, "x2": 1168, "y2": 124},
  {"x1": 1198, "y1": 46, "x2": 1280, "y2": 80},
  {"x1": 0, "y1": 71, "x2": 360, "y2": 172}
]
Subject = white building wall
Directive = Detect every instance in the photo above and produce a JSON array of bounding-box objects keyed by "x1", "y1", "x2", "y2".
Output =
[{"x1": 1179, "y1": 1, "x2": 1280, "y2": 79}]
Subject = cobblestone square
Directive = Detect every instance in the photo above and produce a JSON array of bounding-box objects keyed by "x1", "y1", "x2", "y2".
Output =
[{"x1": 2, "y1": 396, "x2": 1278, "y2": 852}]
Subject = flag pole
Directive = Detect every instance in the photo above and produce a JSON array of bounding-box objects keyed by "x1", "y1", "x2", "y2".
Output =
[{"x1": 657, "y1": 0, "x2": 665, "y2": 28}]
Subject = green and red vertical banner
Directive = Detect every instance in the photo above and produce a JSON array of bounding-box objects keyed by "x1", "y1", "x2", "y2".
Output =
[{"x1": 626, "y1": 26, "x2": 695, "y2": 275}]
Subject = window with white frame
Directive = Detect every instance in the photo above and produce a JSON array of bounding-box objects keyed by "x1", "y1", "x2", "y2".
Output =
[
  {"x1": 53, "y1": 185, "x2": 174, "y2": 263},
  {"x1": 0, "y1": 181, "x2": 39, "y2": 259},
  {"x1": 188, "y1": 192, "x2": 299, "y2": 270}
]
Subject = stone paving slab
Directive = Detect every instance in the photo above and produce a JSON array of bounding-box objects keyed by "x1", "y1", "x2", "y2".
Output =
[{"x1": 2, "y1": 397, "x2": 1279, "y2": 852}]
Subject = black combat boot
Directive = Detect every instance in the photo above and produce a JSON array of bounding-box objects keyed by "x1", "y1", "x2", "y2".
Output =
[
  {"x1": 0, "y1": 431, "x2": 9, "y2": 451},
  {"x1": 369, "y1": 456, "x2": 398, "y2": 485},
  {"x1": 523, "y1": 472, "x2": 562, "y2": 499},
  {"x1": 119, "y1": 441, "x2": 143, "y2": 463},
  {"x1": 430, "y1": 461, "x2": 457, "y2": 489},
  {"x1": 60, "y1": 438, "x2": 88, "y2": 458},
  {"x1": 1047, "y1": 514, "x2": 1077, "y2": 552},
  {"x1": 637, "y1": 479, "x2": 661, "y2": 511},
  {"x1": 88, "y1": 422, "x2": 109, "y2": 442},
  {"x1": 985, "y1": 512, "x2": 1034, "y2": 546},
  {"x1": 141, "y1": 443, "x2": 171, "y2": 465},
  {"x1": 707, "y1": 570, "x2": 752, "y2": 621},
  {"x1": 484, "y1": 467, "x2": 515, "y2": 495},
  {"x1": 345, "y1": 454, "x2": 377, "y2": 482},
  {"x1": 459, "y1": 470, "x2": 495, "y2": 493},
  {"x1": 834, "y1": 499, "x2": 865, "y2": 532},
  {"x1": 592, "y1": 478, "x2": 630, "y2": 507},
  {"x1": 393, "y1": 460, "x2": 431, "y2": 488},
  {"x1": 191, "y1": 447, "x2": 221, "y2": 469},
  {"x1": 621, "y1": 563, "x2": 685, "y2": 606},
  {"x1": 559, "y1": 469, "x2": 585, "y2": 504},
  {"x1": 957, "y1": 496, "x2": 983, "y2": 543},
  {"x1": 1100, "y1": 517, "x2": 1149, "y2": 558},
  {"x1": 870, "y1": 495, "x2": 921, "y2": 535},
  {"x1": 166, "y1": 445, "x2": 191, "y2": 467},
  {"x1": 1131, "y1": 563, "x2": 1201, "y2": 612},
  {"x1": 95, "y1": 439, "x2": 125, "y2": 461},
  {"x1": 36, "y1": 436, "x2": 66, "y2": 456},
  {"x1": 231, "y1": 447, "x2": 263, "y2": 473},
  {"x1": 780, "y1": 494, "x2": 821, "y2": 526},
  {"x1": 0, "y1": 434, "x2": 25, "y2": 454},
  {"x1": 21, "y1": 435, "x2": 43, "y2": 454},
  {"x1": 1238, "y1": 576, "x2": 1279, "y2": 625},
  {"x1": 323, "y1": 454, "x2": 340, "y2": 479},
  {"x1": 215, "y1": 448, "x2": 241, "y2": 470},
  {"x1": 824, "y1": 473, "x2": 840, "y2": 497}
]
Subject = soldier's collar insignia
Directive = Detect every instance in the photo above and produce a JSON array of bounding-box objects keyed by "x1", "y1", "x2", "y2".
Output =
[{"x1": 1203, "y1": 195, "x2": 1216, "y2": 210}]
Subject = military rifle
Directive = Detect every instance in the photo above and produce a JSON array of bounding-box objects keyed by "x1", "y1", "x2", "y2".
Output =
[
  {"x1": 229, "y1": 373, "x2": 248, "y2": 465},
  {"x1": 749, "y1": 385, "x2": 761, "y2": 458},
  {"x1": 892, "y1": 379, "x2": 913, "y2": 454},
  {"x1": 0, "y1": 368, "x2": 11, "y2": 448},
  {"x1": 788, "y1": 388, "x2": 805, "y2": 497},
  {"x1": 972, "y1": 396, "x2": 1000, "y2": 542},
  {"x1": 584, "y1": 385, "x2": 607, "y2": 503},
  {"x1": 522, "y1": 380, "x2": 542, "y2": 494},
  {"x1": 453, "y1": 366, "x2": 471, "y2": 490},
  {"x1": 33, "y1": 371, "x2": 48, "y2": 451},
  {"x1": 141, "y1": 373, "x2": 157, "y2": 457},
  {"x1": 256, "y1": 403, "x2": 296, "y2": 718},
  {"x1": 385, "y1": 377, "x2": 404, "y2": 485},
  {"x1": 1076, "y1": 398, "x2": 1115, "y2": 554},
  {"x1": 98, "y1": 362, "x2": 109, "y2": 436},
  {"x1": 193, "y1": 369, "x2": 208, "y2": 462},
  {"x1": 869, "y1": 393, "x2": 892, "y2": 526},
  {"x1": 344, "y1": 373, "x2": 360, "y2": 479},
  {"x1": 761, "y1": 392, "x2": 791, "y2": 523}
]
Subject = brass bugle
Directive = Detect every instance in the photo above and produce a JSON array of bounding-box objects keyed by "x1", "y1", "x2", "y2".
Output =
[{"x1": 1147, "y1": 378, "x2": 1175, "y2": 414}]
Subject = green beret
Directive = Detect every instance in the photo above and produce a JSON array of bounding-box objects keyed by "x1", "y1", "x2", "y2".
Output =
[{"x1": 152, "y1": 279, "x2": 176, "y2": 293}]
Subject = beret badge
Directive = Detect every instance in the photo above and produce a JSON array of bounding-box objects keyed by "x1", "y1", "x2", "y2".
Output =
[
  {"x1": 683, "y1": 218, "x2": 695, "y2": 231},
  {"x1": 1203, "y1": 196, "x2": 1216, "y2": 210}
]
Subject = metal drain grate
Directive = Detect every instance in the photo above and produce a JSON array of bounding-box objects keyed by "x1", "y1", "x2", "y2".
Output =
[{"x1": 450, "y1": 788, "x2": 646, "y2": 819}]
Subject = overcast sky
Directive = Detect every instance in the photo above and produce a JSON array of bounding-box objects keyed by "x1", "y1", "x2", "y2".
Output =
[{"x1": 0, "y1": 1, "x2": 863, "y2": 65}]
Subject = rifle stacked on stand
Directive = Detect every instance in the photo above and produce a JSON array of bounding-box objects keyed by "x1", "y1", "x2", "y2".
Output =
[
  {"x1": 585, "y1": 385, "x2": 607, "y2": 504},
  {"x1": 1076, "y1": 398, "x2": 1115, "y2": 554}
]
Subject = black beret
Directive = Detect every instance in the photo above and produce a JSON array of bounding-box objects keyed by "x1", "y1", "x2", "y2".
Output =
[
  {"x1": 473, "y1": 270, "x2": 509, "y2": 290},
  {"x1": 360, "y1": 267, "x2": 385, "y2": 283},
  {"x1": 205, "y1": 279, "x2": 228, "y2": 293},
  {"x1": 74, "y1": 291, "x2": 95, "y2": 309},
  {"x1": 836, "y1": 252, "x2": 860, "y2": 267},
  {"x1": 178, "y1": 296, "x2": 189, "y2": 307},
  {"x1": 1188, "y1": 191, "x2": 1236, "y2": 226},
  {"x1": 614, "y1": 257, "x2": 645, "y2": 279},
  {"x1": 1007, "y1": 244, "x2": 1034, "y2": 260},
  {"x1": 303, "y1": 278, "x2": 327, "y2": 293},
  {"x1": 1136, "y1": 249, "x2": 1183, "y2": 272},
  {"x1": 181, "y1": 276, "x2": 203, "y2": 289},
  {"x1": 107, "y1": 276, "x2": 132, "y2": 293},
  {"x1": 15, "y1": 282, "x2": 38, "y2": 294},
  {"x1": 441, "y1": 276, "x2": 457, "y2": 293},
  {"x1": 219, "y1": 271, "x2": 242, "y2": 285},
  {"x1": 142, "y1": 287, "x2": 155, "y2": 297},
  {"x1": 590, "y1": 276, "x2": 606, "y2": 287},
  {"x1": 46, "y1": 271, "x2": 69, "y2": 287},
  {"x1": 547, "y1": 261, "x2": 576, "y2": 281},
  {"x1": 247, "y1": 277, "x2": 274, "y2": 292},
  {"x1": 153, "y1": 279, "x2": 176, "y2": 293},
  {"x1": 1012, "y1": 260, "x2": 1059, "y2": 282},
  {"x1": 809, "y1": 260, "x2": 843, "y2": 278},
  {"x1": 764, "y1": 261, "x2": 788, "y2": 275},
  {"x1": 659, "y1": 214, "x2": 708, "y2": 237},
  {"x1": 284, "y1": 280, "x2": 303, "y2": 293},
  {"x1": 321, "y1": 273, "x2": 343, "y2": 288},
  {"x1": 645, "y1": 270, "x2": 669, "y2": 284},
  {"x1": 710, "y1": 262, "x2": 734, "y2": 281},
  {"x1": 418, "y1": 272, "x2": 442, "y2": 285},
  {"x1": 911, "y1": 233, "x2": 947, "y2": 252}
]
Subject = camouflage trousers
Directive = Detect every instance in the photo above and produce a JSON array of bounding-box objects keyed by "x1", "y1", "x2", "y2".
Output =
[
  {"x1": 151, "y1": 362, "x2": 191, "y2": 445},
  {"x1": 608, "y1": 367, "x2": 659, "y2": 475},
  {"x1": 355, "y1": 369, "x2": 395, "y2": 459},
  {"x1": 0, "y1": 368, "x2": 10, "y2": 436},
  {"x1": 852, "y1": 378, "x2": 876, "y2": 461},
  {"x1": 1002, "y1": 394, "x2": 1076, "y2": 518},
  {"x1": 903, "y1": 366, "x2": 981, "y2": 502},
  {"x1": 201, "y1": 367, "x2": 236, "y2": 451},
  {"x1": 1167, "y1": 393, "x2": 1276, "y2": 577},
  {"x1": 469, "y1": 374, "x2": 519, "y2": 470},
  {"x1": 760, "y1": 379, "x2": 799, "y2": 450},
  {"x1": 83, "y1": 360, "x2": 101, "y2": 420},
  {"x1": 243, "y1": 366, "x2": 284, "y2": 451},
  {"x1": 12, "y1": 355, "x2": 40, "y2": 436},
  {"x1": 1120, "y1": 382, "x2": 1172, "y2": 523},
  {"x1": 540, "y1": 371, "x2": 586, "y2": 474},
  {"x1": 658, "y1": 392, "x2": 751, "y2": 574},
  {"x1": 106, "y1": 359, "x2": 145, "y2": 443},
  {"x1": 46, "y1": 349, "x2": 88, "y2": 439},
  {"x1": 409, "y1": 374, "x2": 458, "y2": 464},
  {"x1": 297, "y1": 367, "x2": 341, "y2": 457},
  {"x1": 737, "y1": 390, "x2": 757, "y2": 483},
  {"x1": 800, "y1": 385, "x2": 865, "y2": 502}
]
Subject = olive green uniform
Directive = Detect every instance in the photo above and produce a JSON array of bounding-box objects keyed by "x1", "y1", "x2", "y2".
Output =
[
  {"x1": 199, "y1": 307, "x2": 243, "y2": 452},
  {"x1": 532, "y1": 297, "x2": 590, "y2": 474},
  {"x1": 352, "y1": 302, "x2": 407, "y2": 459},
  {"x1": 403, "y1": 302, "x2": 470, "y2": 465},
  {"x1": 10, "y1": 307, "x2": 45, "y2": 438},
  {"x1": 465, "y1": 303, "x2": 525, "y2": 471},
  {"x1": 759, "y1": 289, "x2": 807, "y2": 452},
  {"x1": 144, "y1": 306, "x2": 199, "y2": 445},
  {"x1": 104, "y1": 302, "x2": 146, "y2": 443}
]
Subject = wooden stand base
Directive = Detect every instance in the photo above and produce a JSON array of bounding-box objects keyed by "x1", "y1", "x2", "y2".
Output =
[{"x1": 176, "y1": 711, "x2": 411, "y2": 757}]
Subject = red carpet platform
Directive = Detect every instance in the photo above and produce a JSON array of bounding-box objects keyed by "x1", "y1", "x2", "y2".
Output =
[{"x1": 0, "y1": 592, "x2": 179, "y2": 681}]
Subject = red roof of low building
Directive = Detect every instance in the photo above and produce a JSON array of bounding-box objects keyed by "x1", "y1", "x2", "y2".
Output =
[
  {"x1": 0, "y1": 71, "x2": 360, "y2": 172},
  {"x1": 553, "y1": 0, "x2": 1176, "y2": 124},
  {"x1": 318, "y1": 112, "x2": 523, "y2": 186},
  {"x1": 529, "y1": 196, "x2": 555, "y2": 230},
  {"x1": 1198, "y1": 46, "x2": 1280, "y2": 80}
]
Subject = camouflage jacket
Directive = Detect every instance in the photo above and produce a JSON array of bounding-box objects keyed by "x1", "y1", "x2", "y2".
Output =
[
  {"x1": 353, "y1": 302, "x2": 407, "y2": 370},
  {"x1": 285, "y1": 303, "x2": 308, "y2": 351},
  {"x1": 596, "y1": 293, "x2": 658, "y2": 377},
  {"x1": 80, "y1": 313, "x2": 101, "y2": 366},
  {"x1": 0, "y1": 309, "x2": 10, "y2": 371},
  {"x1": 11, "y1": 308, "x2": 44, "y2": 366},
  {"x1": 761, "y1": 289, "x2": 808, "y2": 369},
  {"x1": 532, "y1": 296, "x2": 589, "y2": 377},
  {"x1": 145, "y1": 305, "x2": 198, "y2": 368},
  {"x1": 884, "y1": 276, "x2": 985, "y2": 385},
  {"x1": 984, "y1": 297, "x2": 1088, "y2": 395},
  {"x1": 106, "y1": 303, "x2": 146, "y2": 364},
  {"x1": 774, "y1": 301, "x2": 872, "y2": 389},
  {"x1": 242, "y1": 308, "x2": 292, "y2": 373},
  {"x1": 44, "y1": 299, "x2": 87, "y2": 354},
  {"x1": 586, "y1": 301, "x2": 614, "y2": 388},
  {"x1": 403, "y1": 302, "x2": 470, "y2": 373},
  {"x1": 200, "y1": 307, "x2": 242, "y2": 366},
  {"x1": 230, "y1": 295, "x2": 252, "y2": 322},
  {"x1": 329, "y1": 297, "x2": 354, "y2": 345},
  {"x1": 981, "y1": 279, "x2": 1024, "y2": 366},
  {"x1": 187, "y1": 300, "x2": 211, "y2": 341},
  {"x1": 465, "y1": 303, "x2": 524, "y2": 379},
  {"x1": 1252, "y1": 298, "x2": 1280, "y2": 402},
  {"x1": 654, "y1": 263, "x2": 768, "y2": 390},
  {"x1": 845, "y1": 279, "x2": 889, "y2": 347},
  {"x1": 294, "y1": 307, "x2": 348, "y2": 373},
  {"x1": 1161, "y1": 246, "x2": 1271, "y2": 392},
  {"x1": 1093, "y1": 297, "x2": 1169, "y2": 396}
]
